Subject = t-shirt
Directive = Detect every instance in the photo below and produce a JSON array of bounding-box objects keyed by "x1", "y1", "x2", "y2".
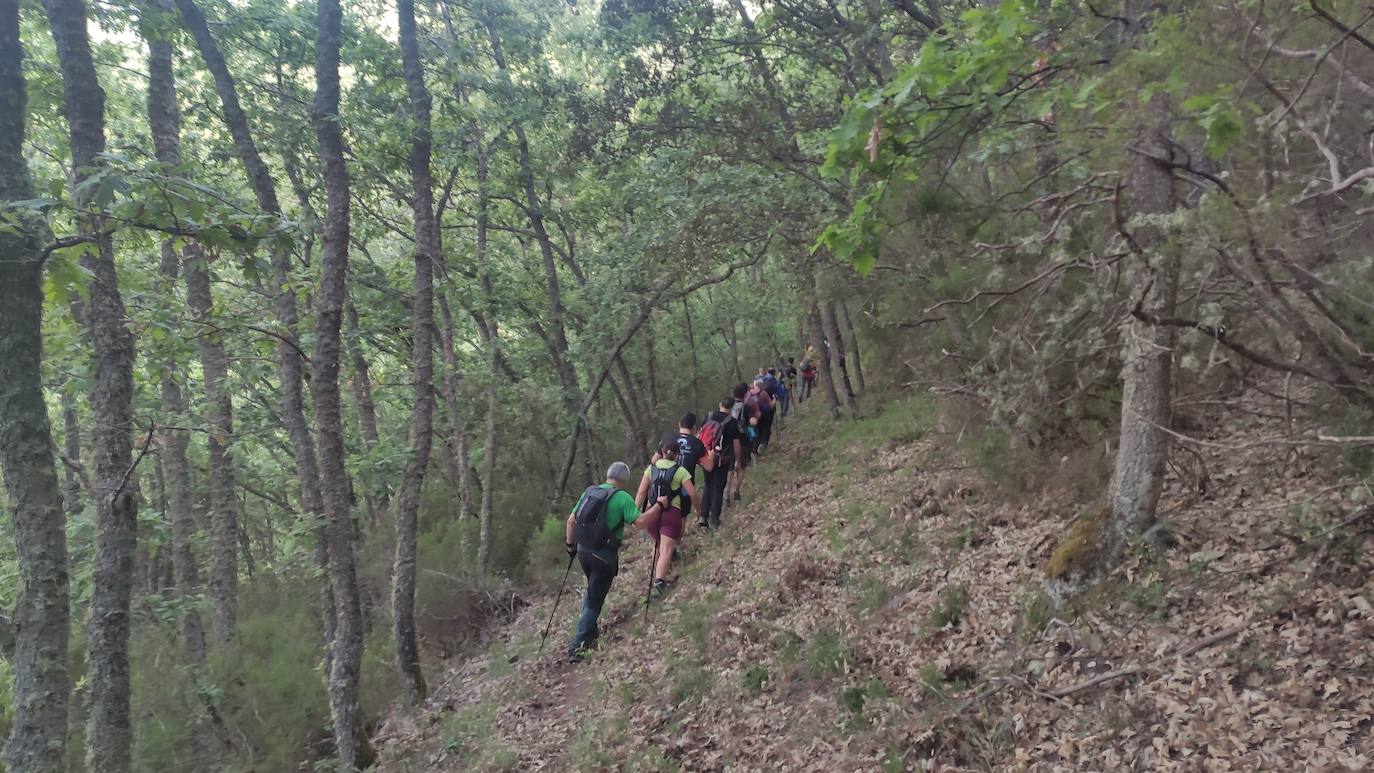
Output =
[
  {"x1": 762, "y1": 374, "x2": 783, "y2": 398},
  {"x1": 674, "y1": 432, "x2": 707, "y2": 476},
  {"x1": 705, "y1": 410, "x2": 742, "y2": 462},
  {"x1": 643, "y1": 458, "x2": 692, "y2": 510},
  {"x1": 573, "y1": 483, "x2": 639, "y2": 544},
  {"x1": 751, "y1": 387, "x2": 775, "y2": 413},
  {"x1": 783, "y1": 365, "x2": 798, "y2": 384}
]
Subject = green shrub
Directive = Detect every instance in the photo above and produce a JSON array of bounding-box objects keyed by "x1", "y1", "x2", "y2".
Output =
[
  {"x1": 742, "y1": 664, "x2": 769, "y2": 694},
  {"x1": 928, "y1": 585, "x2": 969, "y2": 630}
]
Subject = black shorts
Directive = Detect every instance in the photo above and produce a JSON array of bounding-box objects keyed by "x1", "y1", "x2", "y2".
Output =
[{"x1": 738, "y1": 443, "x2": 752, "y2": 469}]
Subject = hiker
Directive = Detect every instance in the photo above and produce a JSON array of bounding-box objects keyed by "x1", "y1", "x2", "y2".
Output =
[
  {"x1": 763, "y1": 367, "x2": 788, "y2": 425},
  {"x1": 698, "y1": 396, "x2": 743, "y2": 529},
  {"x1": 799, "y1": 355, "x2": 817, "y2": 402},
  {"x1": 749, "y1": 378, "x2": 777, "y2": 454},
  {"x1": 673, "y1": 413, "x2": 707, "y2": 528},
  {"x1": 634, "y1": 438, "x2": 697, "y2": 595},
  {"x1": 781, "y1": 358, "x2": 799, "y2": 416},
  {"x1": 564, "y1": 462, "x2": 640, "y2": 660},
  {"x1": 729, "y1": 383, "x2": 758, "y2": 501}
]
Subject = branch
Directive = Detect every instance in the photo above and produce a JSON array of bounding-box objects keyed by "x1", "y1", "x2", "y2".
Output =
[
  {"x1": 112, "y1": 423, "x2": 158, "y2": 504},
  {"x1": 1310, "y1": 0, "x2": 1374, "y2": 53},
  {"x1": 245, "y1": 324, "x2": 311, "y2": 364}
]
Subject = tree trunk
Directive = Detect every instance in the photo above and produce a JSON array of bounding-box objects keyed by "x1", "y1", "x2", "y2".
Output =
[
  {"x1": 45, "y1": 0, "x2": 140, "y2": 768},
  {"x1": 177, "y1": 0, "x2": 335, "y2": 664},
  {"x1": 1107, "y1": 93, "x2": 1179, "y2": 557},
  {"x1": 311, "y1": 0, "x2": 368, "y2": 764},
  {"x1": 683, "y1": 296, "x2": 701, "y2": 409},
  {"x1": 393, "y1": 0, "x2": 434, "y2": 708},
  {"x1": 825, "y1": 301, "x2": 857, "y2": 404},
  {"x1": 808, "y1": 302, "x2": 840, "y2": 417},
  {"x1": 147, "y1": 29, "x2": 208, "y2": 667},
  {"x1": 61, "y1": 391, "x2": 82, "y2": 516},
  {"x1": 436, "y1": 294, "x2": 473, "y2": 518},
  {"x1": 473, "y1": 125, "x2": 500, "y2": 575},
  {"x1": 837, "y1": 299, "x2": 866, "y2": 393},
  {"x1": 815, "y1": 285, "x2": 855, "y2": 414},
  {"x1": 0, "y1": 5, "x2": 72, "y2": 766},
  {"x1": 345, "y1": 298, "x2": 385, "y2": 524},
  {"x1": 185, "y1": 248, "x2": 239, "y2": 645}
]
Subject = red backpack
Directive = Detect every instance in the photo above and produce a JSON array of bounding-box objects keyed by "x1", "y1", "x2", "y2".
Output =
[{"x1": 697, "y1": 415, "x2": 725, "y2": 454}]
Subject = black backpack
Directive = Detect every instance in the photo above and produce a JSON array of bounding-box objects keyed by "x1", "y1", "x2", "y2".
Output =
[
  {"x1": 572, "y1": 485, "x2": 617, "y2": 549},
  {"x1": 647, "y1": 463, "x2": 682, "y2": 508}
]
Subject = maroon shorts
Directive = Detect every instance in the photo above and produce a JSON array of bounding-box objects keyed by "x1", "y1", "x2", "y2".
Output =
[{"x1": 646, "y1": 507, "x2": 684, "y2": 542}]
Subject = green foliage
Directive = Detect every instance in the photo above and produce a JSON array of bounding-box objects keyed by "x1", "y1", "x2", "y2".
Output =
[
  {"x1": 742, "y1": 664, "x2": 769, "y2": 695},
  {"x1": 803, "y1": 628, "x2": 853, "y2": 679},
  {"x1": 928, "y1": 585, "x2": 969, "y2": 631}
]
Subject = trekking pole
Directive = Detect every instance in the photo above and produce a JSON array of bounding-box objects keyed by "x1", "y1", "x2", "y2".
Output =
[
  {"x1": 644, "y1": 538, "x2": 660, "y2": 624},
  {"x1": 539, "y1": 553, "x2": 577, "y2": 657}
]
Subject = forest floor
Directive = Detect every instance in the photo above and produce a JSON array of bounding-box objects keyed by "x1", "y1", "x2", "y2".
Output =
[{"x1": 372, "y1": 388, "x2": 1373, "y2": 771}]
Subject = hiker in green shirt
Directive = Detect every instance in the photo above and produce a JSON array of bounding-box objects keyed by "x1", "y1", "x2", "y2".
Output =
[{"x1": 564, "y1": 462, "x2": 640, "y2": 659}]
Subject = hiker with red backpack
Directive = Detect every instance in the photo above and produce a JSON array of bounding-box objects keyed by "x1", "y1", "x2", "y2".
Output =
[
  {"x1": 634, "y1": 438, "x2": 698, "y2": 595},
  {"x1": 697, "y1": 396, "x2": 743, "y2": 530},
  {"x1": 564, "y1": 461, "x2": 640, "y2": 660}
]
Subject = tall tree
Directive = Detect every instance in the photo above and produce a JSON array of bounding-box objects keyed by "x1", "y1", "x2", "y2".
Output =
[
  {"x1": 43, "y1": 0, "x2": 139, "y2": 767},
  {"x1": 145, "y1": 21, "x2": 208, "y2": 667},
  {"x1": 0, "y1": 1, "x2": 72, "y2": 767},
  {"x1": 174, "y1": 0, "x2": 334, "y2": 654},
  {"x1": 392, "y1": 0, "x2": 436, "y2": 707},
  {"x1": 310, "y1": 0, "x2": 367, "y2": 763},
  {"x1": 1106, "y1": 93, "x2": 1179, "y2": 556}
]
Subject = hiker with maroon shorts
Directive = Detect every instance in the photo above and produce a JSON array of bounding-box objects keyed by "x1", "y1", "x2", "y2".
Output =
[
  {"x1": 698, "y1": 396, "x2": 742, "y2": 529},
  {"x1": 634, "y1": 438, "x2": 697, "y2": 595},
  {"x1": 749, "y1": 378, "x2": 777, "y2": 454}
]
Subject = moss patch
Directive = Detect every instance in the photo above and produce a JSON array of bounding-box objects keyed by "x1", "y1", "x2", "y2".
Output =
[{"x1": 1045, "y1": 505, "x2": 1109, "y2": 580}]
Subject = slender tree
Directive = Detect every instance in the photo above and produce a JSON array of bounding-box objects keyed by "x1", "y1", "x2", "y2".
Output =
[
  {"x1": 0, "y1": 2, "x2": 71, "y2": 767},
  {"x1": 44, "y1": 0, "x2": 140, "y2": 767},
  {"x1": 310, "y1": 0, "x2": 367, "y2": 762},
  {"x1": 392, "y1": 0, "x2": 436, "y2": 707},
  {"x1": 145, "y1": 22, "x2": 209, "y2": 667}
]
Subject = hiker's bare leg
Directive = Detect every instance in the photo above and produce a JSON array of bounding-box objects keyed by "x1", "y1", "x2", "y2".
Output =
[{"x1": 655, "y1": 535, "x2": 679, "y2": 580}]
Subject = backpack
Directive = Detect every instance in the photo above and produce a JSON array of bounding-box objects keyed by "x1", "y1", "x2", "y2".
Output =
[
  {"x1": 571, "y1": 485, "x2": 617, "y2": 549},
  {"x1": 697, "y1": 415, "x2": 726, "y2": 455},
  {"x1": 648, "y1": 463, "x2": 682, "y2": 508}
]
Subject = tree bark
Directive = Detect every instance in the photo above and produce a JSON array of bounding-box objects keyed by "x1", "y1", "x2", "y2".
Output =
[
  {"x1": 808, "y1": 302, "x2": 840, "y2": 417},
  {"x1": 436, "y1": 294, "x2": 473, "y2": 518},
  {"x1": 1107, "y1": 92, "x2": 1179, "y2": 557},
  {"x1": 836, "y1": 299, "x2": 866, "y2": 393},
  {"x1": 311, "y1": 0, "x2": 368, "y2": 764},
  {"x1": 45, "y1": 0, "x2": 140, "y2": 767},
  {"x1": 814, "y1": 282, "x2": 855, "y2": 414},
  {"x1": 0, "y1": 5, "x2": 72, "y2": 767},
  {"x1": 61, "y1": 391, "x2": 82, "y2": 516},
  {"x1": 825, "y1": 300, "x2": 857, "y2": 407},
  {"x1": 473, "y1": 126, "x2": 500, "y2": 575},
  {"x1": 393, "y1": 0, "x2": 434, "y2": 708},
  {"x1": 146, "y1": 30, "x2": 209, "y2": 667},
  {"x1": 184, "y1": 250, "x2": 239, "y2": 645},
  {"x1": 176, "y1": 0, "x2": 335, "y2": 662}
]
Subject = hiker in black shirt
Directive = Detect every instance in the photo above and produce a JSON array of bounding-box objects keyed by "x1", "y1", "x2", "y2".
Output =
[
  {"x1": 673, "y1": 413, "x2": 707, "y2": 526},
  {"x1": 697, "y1": 397, "x2": 742, "y2": 529}
]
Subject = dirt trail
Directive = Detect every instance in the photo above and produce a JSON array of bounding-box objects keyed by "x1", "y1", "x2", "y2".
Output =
[{"x1": 376, "y1": 393, "x2": 1374, "y2": 771}]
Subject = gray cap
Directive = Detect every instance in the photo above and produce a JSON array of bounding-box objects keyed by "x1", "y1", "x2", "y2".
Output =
[{"x1": 606, "y1": 461, "x2": 632, "y2": 482}]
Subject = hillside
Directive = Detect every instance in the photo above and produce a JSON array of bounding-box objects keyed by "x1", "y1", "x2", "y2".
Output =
[{"x1": 373, "y1": 393, "x2": 1374, "y2": 771}]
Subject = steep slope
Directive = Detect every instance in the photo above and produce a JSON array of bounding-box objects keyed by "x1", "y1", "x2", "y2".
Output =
[{"x1": 374, "y1": 391, "x2": 1373, "y2": 771}]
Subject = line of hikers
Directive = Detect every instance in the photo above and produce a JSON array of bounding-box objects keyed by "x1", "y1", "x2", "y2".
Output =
[{"x1": 559, "y1": 356, "x2": 819, "y2": 661}]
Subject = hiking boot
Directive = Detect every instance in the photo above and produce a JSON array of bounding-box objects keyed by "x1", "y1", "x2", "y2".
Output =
[
  {"x1": 652, "y1": 578, "x2": 668, "y2": 597},
  {"x1": 697, "y1": 517, "x2": 709, "y2": 530}
]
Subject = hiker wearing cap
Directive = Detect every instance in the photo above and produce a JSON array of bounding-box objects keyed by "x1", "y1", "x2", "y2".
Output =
[
  {"x1": 564, "y1": 462, "x2": 640, "y2": 660},
  {"x1": 698, "y1": 396, "x2": 743, "y2": 529},
  {"x1": 634, "y1": 438, "x2": 697, "y2": 595}
]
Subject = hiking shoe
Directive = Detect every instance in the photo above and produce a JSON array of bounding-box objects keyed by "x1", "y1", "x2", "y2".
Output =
[
  {"x1": 652, "y1": 578, "x2": 668, "y2": 596},
  {"x1": 697, "y1": 518, "x2": 709, "y2": 530}
]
